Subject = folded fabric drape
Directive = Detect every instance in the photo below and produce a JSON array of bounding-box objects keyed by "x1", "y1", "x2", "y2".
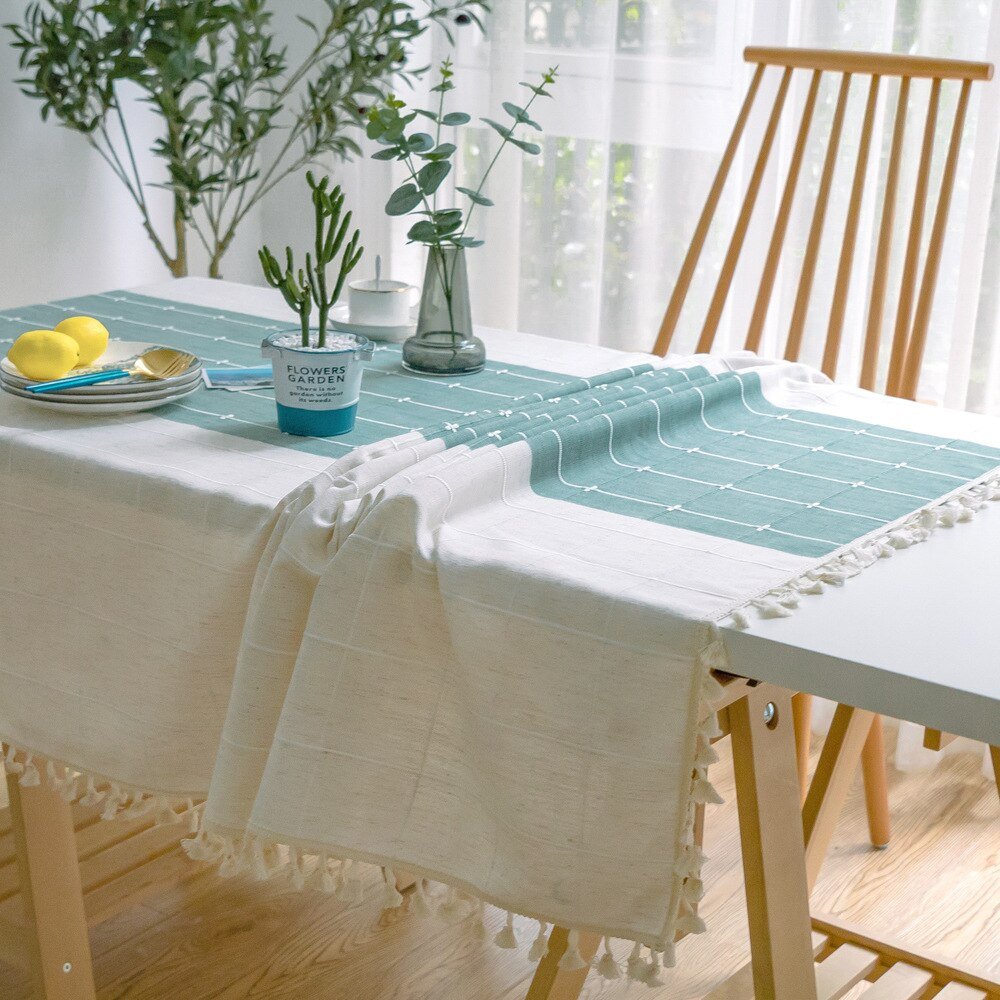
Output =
[{"x1": 192, "y1": 355, "x2": 1000, "y2": 962}]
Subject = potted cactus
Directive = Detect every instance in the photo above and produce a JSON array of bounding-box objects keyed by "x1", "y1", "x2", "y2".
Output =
[{"x1": 259, "y1": 173, "x2": 371, "y2": 437}]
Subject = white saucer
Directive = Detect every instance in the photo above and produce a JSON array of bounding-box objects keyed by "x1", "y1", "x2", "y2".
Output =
[
  {"x1": 1, "y1": 379, "x2": 202, "y2": 414},
  {"x1": 2, "y1": 340, "x2": 202, "y2": 394},
  {"x1": 328, "y1": 302, "x2": 417, "y2": 344}
]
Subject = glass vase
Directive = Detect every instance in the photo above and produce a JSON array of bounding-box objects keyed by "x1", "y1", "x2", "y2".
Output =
[{"x1": 403, "y1": 246, "x2": 486, "y2": 375}]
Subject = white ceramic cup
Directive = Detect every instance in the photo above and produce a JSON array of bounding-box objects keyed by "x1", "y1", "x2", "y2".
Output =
[{"x1": 348, "y1": 279, "x2": 413, "y2": 327}]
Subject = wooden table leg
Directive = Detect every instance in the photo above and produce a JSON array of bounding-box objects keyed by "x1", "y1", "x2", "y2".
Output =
[
  {"x1": 6, "y1": 766, "x2": 96, "y2": 1000},
  {"x1": 729, "y1": 685, "x2": 818, "y2": 1000},
  {"x1": 527, "y1": 685, "x2": 821, "y2": 1000}
]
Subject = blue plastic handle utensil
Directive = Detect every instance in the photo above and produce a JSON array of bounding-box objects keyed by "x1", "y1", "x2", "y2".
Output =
[
  {"x1": 26, "y1": 368, "x2": 131, "y2": 393},
  {"x1": 24, "y1": 347, "x2": 197, "y2": 394}
]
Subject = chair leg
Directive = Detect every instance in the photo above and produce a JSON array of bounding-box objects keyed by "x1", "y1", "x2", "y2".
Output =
[
  {"x1": 803, "y1": 704, "x2": 876, "y2": 889},
  {"x1": 524, "y1": 928, "x2": 600, "y2": 1000},
  {"x1": 792, "y1": 692, "x2": 813, "y2": 803},
  {"x1": 860, "y1": 715, "x2": 891, "y2": 849}
]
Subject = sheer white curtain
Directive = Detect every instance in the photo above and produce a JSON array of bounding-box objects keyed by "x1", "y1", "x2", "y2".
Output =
[{"x1": 392, "y1": 0, "x2": 1000, "y2": 422}]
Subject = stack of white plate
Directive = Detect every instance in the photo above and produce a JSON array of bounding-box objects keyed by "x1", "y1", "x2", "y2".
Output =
[{"x1": 1, "y1": 341, "x2": 203, "y2": 414}]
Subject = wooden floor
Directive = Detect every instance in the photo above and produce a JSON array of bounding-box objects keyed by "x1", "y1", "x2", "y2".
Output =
[{"x1": 0, "y1": 731, "x2": 996, "y2": 1000}]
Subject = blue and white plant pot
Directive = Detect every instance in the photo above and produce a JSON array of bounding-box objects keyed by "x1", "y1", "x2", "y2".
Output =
[{"x1": 261, "y1": 330, "x2": 374, "y2": 437}]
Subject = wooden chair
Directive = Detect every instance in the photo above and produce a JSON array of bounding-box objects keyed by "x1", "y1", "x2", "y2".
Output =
[{"x1": 650, "y1": 45, "x2": 996, "y2": 849}]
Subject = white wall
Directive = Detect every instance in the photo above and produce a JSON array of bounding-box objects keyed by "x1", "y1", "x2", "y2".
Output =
[
  {"x1": 0, "y1": 2, "x2": 167, "y2": 308},
  {"x1": 0, "y1": 2, "x2": 417, "y2": 310}
]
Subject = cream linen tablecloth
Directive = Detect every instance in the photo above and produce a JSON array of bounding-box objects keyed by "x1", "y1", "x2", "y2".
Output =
[
  {"x1": 0, "y1": 278, "x2": 652, "y2": 799},
  {"x1": 4, "y1": 279, "x2": 1000, "y2": 980}
]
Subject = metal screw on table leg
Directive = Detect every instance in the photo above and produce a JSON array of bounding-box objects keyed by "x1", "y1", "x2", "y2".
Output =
[{"x1": 763, "y1": 701, "x2": 778, "y2": 729}]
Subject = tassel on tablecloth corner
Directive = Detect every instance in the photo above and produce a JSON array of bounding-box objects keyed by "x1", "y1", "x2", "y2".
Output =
[
  {"x1": 558, "y1": 929, "x2": 587, "y2": 971},
  {"x1": 493, "y1": 911, "x2": 518, "y2": 949},
  {"x1": 625, "y1": 941, "x2": 646, "y2": 980},
  {"x1": 381, "y1": 868, "x2": 405, "y2": 910},
  {"x1": 527, "y1": 922, "x2": 549, "y2": 963},
  {"x1": 594, "y1": 937, "x2": 621, "y2": 980},
  {"x1": 409, "y1": 877, "x2": 434, "y2": 917},
  {"x1": 438, "y1": 885, "x2": 465, "y2": 921}
]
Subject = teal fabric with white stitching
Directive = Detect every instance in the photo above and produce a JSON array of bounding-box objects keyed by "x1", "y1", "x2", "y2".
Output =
[
  {"x1": 4, "y1": 290, "x2": 999, "y2": 558},
  {"x1": 0, "y1": 289, "x2": 578, "y2": 459}
]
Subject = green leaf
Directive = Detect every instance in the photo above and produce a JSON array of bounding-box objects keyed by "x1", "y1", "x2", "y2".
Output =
[
  {"x1": 417, "y1": 159, "x2": 450, "y2": 195},
  {"x1": 408, "y1": 132, "x2": 434, "y2": 152},
  {"x1": 371, "y1": 147, "x2": 399, "y2": 161},
  {"x1": 424, "y1": 142, "x2": 456, "y2": 160},
  {"x1": 456, "y1": 185, "x2": 493, "y2": 207},
  {"x1": 441, "y1": 111, "x2": 470, "y2": 126},
  {"x1": 519, "y1": 81, "x2": 554, "y2": 98},
  {"x1": 433, "y1": 209, "x2": 463, "y2": 226},
  {"x1": 407, "y1": 220, "x2": 438, "y2": 242},
  {"x1": 452, "y1": 236, "x2": 485, "y2": 248},
  {"x1": 508, "y1": 136, "x2": 541, "y2": 155},
  {"x1": 385, "y1": 183, "x2": 422, "y2": 216},
  {"x1": 502, "y1": 102, "x2": 539, "y2": 129},
  {"x1": 433, "y1": 209, "x2": 463, "y2": 234},
  {"x1": 481, "y1": 117, "x2": 510, "y2": 140}
]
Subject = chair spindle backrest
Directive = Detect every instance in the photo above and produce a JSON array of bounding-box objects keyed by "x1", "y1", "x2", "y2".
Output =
[{"x1": 652, "y1": 47, "x2": 992, "y2": 400}]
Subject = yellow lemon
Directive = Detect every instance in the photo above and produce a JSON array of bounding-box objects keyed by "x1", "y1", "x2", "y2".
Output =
[
  {"x1": 55, "y1": 315, "x2": 110, "y2": 366},
  {"x1": 7, "y1": 329, "x2": 80, "y2": 381}
]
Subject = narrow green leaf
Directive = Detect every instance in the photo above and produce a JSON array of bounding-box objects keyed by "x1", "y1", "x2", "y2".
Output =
[
  {"x1": 502, "y1": 101, "x2": 540, "y2": 129},
  {"x1": 481, "y1": 117, "x2": 510, "y2": 139},
  {"x1": 456, "y1": 185, "x2": 493, "y2": 207},
  {"x1": 441, "y1": 111, "x2": 470, "y2": 126},
  {"x1": 508, "y1": 136, "x2": 541, "y2": 155}
]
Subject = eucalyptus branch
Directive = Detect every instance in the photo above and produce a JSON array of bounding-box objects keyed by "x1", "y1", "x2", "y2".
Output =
[{"x1": 368, "y1": 62, "x2": 558, "y2": 293}]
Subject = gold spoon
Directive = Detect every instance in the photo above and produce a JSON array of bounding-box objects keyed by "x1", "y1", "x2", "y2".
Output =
[{"x1": 26, "y1": 348, "x2": 198, "y2": 394}]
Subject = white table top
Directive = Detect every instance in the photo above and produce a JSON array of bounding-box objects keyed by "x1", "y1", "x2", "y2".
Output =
[
  {"x1": 726, "y1": 503, "x2": 1000, "y2": 745},
  {"x1": 61, "y1": 279, "x2": 1000, "y2": 747}
]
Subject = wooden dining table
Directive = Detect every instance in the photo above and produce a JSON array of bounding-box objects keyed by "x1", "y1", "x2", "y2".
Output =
[{"x1": 1, "y1": 278, "x2": 997, "y2": 1000}]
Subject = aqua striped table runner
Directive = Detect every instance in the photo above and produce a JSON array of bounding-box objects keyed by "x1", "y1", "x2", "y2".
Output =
[
  {"x1": 0, "y1": 289, "x2": 578, "y2": 460},
  {"x1": 4, "y1": 290, "x2": 998, "y2": 558}
]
